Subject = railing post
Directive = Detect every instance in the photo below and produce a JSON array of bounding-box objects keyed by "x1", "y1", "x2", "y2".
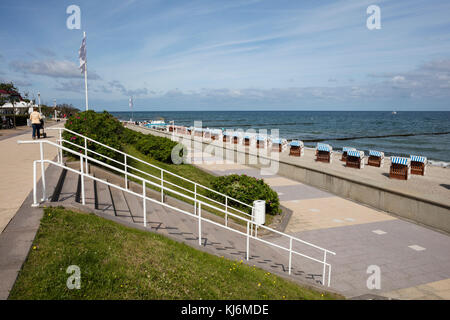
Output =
[
  {"x1": 84, "y1": 137, "x2": 89, "y2": 175},
  {"x1": 288, "y1": 238, "x2": 293, "y2": 275},
  {"x1": 59, "y1": 128, "x2": 63, "y2": 164},
  {"x1": 143, "y1": 180, "x2": 147, "y2": 227},
  {"x1": 198, "y1": 203, "x2": 202, "y2": 246},
  {"x1": 194, "y1": 183, "x2": 197, "y2": 215},
  {"x1": 328, "y1": 264, "x2": 332, "y2": 287},
  {"x1": 246, "y1": 221, "x2": 250, "y2": 260},
  {"x1": 225, "y1": 196, "x2": 228, "y2": 227},
  {"x1": 161, "y1": 171, "x2": 164, "y2": 202},
  {"x1": 39, "y1": 142, "x2": 46, "y2": 201},
  {"x1": 80, "y1": 156, "x2": 85, "y2": 205},
  {"x1": 124, "y1": 155, "x2": 128, "y2": 190},
  {"x1": 31, "y1": 161, "x2": 38, "y2": 207},
  {"x1": 322, "y1": 251, "x2": 327, "y2": 286}
]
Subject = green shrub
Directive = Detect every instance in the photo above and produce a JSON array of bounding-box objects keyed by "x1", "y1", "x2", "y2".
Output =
[
  {"x1": 133, "y1": 132, "x2": 180, "y2": 163},
  {"x1": 64, "y1": 110, "x2": 180, "y2": 165},
  {"x1": 208, "y1": 174, "x2": 280, "y2": 216},
  {"x1": 64, "y1": 111, "x2": 125, "y2": 165}
]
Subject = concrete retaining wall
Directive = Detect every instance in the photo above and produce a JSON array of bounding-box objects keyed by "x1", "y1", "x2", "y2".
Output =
[{"x1": 126, "y1": 124, "x2": 450, "y2": 234}]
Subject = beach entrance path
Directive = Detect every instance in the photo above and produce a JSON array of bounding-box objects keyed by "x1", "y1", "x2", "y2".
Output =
[
  {"x1": 0, "y1": 121, "x2": 64, "y2": 234},
  {"x1": 194, "y1": 148, "x2": 450, "y2": 299}
]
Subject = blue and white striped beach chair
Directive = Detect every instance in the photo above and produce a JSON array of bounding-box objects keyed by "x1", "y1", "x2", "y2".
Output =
[
  {"x1": 316, "y1": 143, "x2": 333, "y2": 163},
  {"x1": 256, "y1": 135, "x2": 268, "y2": 148},
  {"x1": 368, "y1": 150, "x2": 385, "y2": 168},
  {"x1": 270, "y1": 138, "x2": 287, "y2": 152},
  {"x1": 289, "y1": 140, "x2": 304, "y2": 157},
  {"x1": 346, "y1": 150, "x2": 365, "y2": 169},
  {"x1": 410, "y1": 155, "x2": 427, "y2": 175},
  {"x1": 389, "y1": 156, "x2": 411, "y2": 180},
  {"x1": 341, "y1": 147, "x2": 356, "y2": 161}
]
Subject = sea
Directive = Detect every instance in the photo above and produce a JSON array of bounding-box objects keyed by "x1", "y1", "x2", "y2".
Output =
[{"x1": 111, "y1": 111, "x2": 450, "y2": 164}]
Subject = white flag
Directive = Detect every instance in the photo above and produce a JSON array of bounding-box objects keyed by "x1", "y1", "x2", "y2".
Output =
[{"x1": 79, "y1": 34, "x2": 86, "y2": 73}]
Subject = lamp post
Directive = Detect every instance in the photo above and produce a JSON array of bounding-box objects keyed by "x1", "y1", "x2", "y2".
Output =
[
  {"x1": 54, "y1": 99, "x2": 57, "y2": 121},
  {"x1": 37, "y1": 92, "x2": 41, "y2": 114}
]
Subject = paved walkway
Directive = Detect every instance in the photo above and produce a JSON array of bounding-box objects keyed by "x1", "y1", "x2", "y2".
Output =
[
  {"x1": 0, "y1": 122, "x2": 63, "y2": 234},
  {"x1": 193, "y1": 150, "x2": 450, "y2": 299}
]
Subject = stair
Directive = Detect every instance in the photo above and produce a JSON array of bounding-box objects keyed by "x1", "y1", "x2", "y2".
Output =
[
  {"x1": 93, "y1": 178, "x2": 114, "y2": 214},
  {"x1": 47, "y1": 165, "x2": 329, "y2": 290}
]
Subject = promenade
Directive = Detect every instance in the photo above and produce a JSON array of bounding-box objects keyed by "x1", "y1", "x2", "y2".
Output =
[
  {"x1": 0, "y1": 122, "x2": 63, "y2": 233},
  {"x1": 191, "y1": 149, "x2": 450, "y2": 299}
]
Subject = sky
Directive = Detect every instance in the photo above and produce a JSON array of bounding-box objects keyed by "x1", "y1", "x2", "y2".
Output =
[{"x1": 0, "y1": 0, "x2": 450, "y2": 111}]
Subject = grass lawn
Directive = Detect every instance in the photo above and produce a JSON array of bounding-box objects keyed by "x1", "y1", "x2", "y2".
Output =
[{"x1": 9, "y1": 207, "x2": 340, "y2": 300}]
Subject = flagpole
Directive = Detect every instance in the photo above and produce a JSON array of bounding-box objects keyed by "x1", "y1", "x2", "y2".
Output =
[{"x1": 83, "y1": 31, "x2": 89, "y2": 111}]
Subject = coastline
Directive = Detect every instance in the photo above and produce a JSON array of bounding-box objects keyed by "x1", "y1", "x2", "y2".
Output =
[{"x1": 112, "y1": 111, "x2": 450, "y2": 164}]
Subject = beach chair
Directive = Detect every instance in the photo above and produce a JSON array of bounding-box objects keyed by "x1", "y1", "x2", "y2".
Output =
[
  {"x1": 179, "y1": 126, "x2": 187, "y2": 135},
  {"x1": 341, "y1": 147, "x2": 356, "y2": 161},
  {"x1": 203, "y1": 129, "x2": 211, "y2": 139},
  {"x1": 346, "y1": 150, "x2": 365, "y2": 169},
  {"x1": 389, "y1": 156, "x2": 410, "y2": 180},
  {"x1": 256, "y1": 136, "x2": 267, "y2": 149},
  {"x1": 316, "y1": 143, "x2": 333, "y2": 163},
  {"x1": 243, "y1": 135, "x2": 251, "y2": 146},
  {"x1": 289, "y1": 140, "x2": 304, "y2": 157},
  {"x1": 271, "y1": 138, "x2": 286, "y2": 152},
  {"x1": 368, "y1": 150, "x2": 384, "y2": 167},
  {"x1": 410, "y1": 155, "x2": 427, "y2": 176},
  {"x1": 194, "y1": 128, "x2": 203, "y2": 137},
  {"x1": 211, "y1": 129, "x2": 221, "y2": 141},
  {"x1": 232, "y1": 133, "x2": 240, "y2": 144}
]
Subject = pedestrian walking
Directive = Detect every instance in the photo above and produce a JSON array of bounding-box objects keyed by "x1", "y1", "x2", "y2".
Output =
[{"x1": 30, "y1": 107, "x2": 42, "y2": 139}]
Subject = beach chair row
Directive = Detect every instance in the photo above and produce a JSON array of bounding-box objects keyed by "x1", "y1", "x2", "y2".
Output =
[
  {"x1": 172, "y1": 126, "x2": 427, "y2": 180},
  {"x1": 315, "y1": 144, "x2": 428, "y2": 180}
]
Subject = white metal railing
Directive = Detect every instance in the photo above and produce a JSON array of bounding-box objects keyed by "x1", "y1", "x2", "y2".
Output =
[
  {"x1": 48, "y1": 127, "x2": 253, "y2": 225},
  {"x1": 18, "y1": 138, "x2": 336, "y2": 287}
]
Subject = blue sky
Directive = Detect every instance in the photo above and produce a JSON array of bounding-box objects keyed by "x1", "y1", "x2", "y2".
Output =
[{"x1": 1, "y1": 0, "x2": 450, "y2": 111}]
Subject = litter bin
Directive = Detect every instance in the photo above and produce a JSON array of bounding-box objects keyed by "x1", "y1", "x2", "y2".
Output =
[{"x1": 253, "y1": 200, "x2": 265, "y2": 225}]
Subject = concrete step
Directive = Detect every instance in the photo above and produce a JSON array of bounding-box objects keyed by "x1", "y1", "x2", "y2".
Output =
[
  {"x1": 50, "y1": 168, "x2": 67, "y2": 202},
  {"x1": 93, "y1": 178, "x2": 115, "y2": 215},
  {"x1": 122, "y1": 188, "x2": 144, "y2": 224},
  {"x1": 109, "y1": 186, "x2": 133, "y2": 223},
  {"x1": 77, "y1": 175, "x2": 95, "y2": 206},
  {"x1": 56, "y1": 170, "x2": 79, "y2": 203}
]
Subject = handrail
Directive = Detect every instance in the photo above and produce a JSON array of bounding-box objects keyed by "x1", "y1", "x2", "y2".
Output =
[
  {"x1": 48, "y1": 127, "x2": 253, "y2": 218},
  {"x1": 19, "y1": 138, "x2": 336, "y2": 286}
]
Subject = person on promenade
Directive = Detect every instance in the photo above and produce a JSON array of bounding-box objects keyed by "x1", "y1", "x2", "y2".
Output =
[{"x1": 30, "y1": 107, "x2": 42, "y2": 140}]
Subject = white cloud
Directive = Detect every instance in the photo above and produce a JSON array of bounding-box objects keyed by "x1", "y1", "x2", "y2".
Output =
[{"x1": 9, "y1": 60, "x2": 101, "y2": 80}]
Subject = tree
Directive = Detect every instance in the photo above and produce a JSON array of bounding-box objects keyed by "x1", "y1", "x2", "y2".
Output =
[
  {"x1": 9, "y1": 93, "x2": 20, "y2": 129},
  {"x1": 0, "y1": 82, "x2": 18, "y2": 93}
]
